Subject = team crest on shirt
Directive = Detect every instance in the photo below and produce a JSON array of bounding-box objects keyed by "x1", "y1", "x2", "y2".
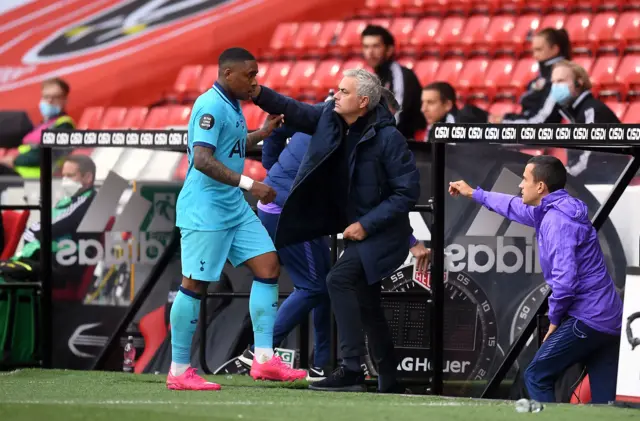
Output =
[
  {"x1": 532, "y1": 78, "x2": 546, "y2": 91},
  {"x1": 199, "y1": 114, "x2": 214, "y2": 130}
]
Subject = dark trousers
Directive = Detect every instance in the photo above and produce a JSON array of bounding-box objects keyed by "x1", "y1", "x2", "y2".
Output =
[
  {"x1": 525, "y1": 317, "x2": 620, "y2": 404},
  {"x1": 326, "y1": 245, "x2": 397, "y2": 377},
  {"x1": 258, "y1": 210, "x2": 332, "y2": 367}
]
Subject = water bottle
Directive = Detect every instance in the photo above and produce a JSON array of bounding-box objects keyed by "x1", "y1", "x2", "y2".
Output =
[
  {"x1": 123, "y1": 336, "x2": 135, "y2": 373},
  {"x1": 515, "y1": 399, "x2": 544, "y2": 413}
]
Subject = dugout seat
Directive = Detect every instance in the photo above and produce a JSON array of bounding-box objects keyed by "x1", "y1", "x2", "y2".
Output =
[
  {"x1": 509, "y1": 58, "x2": 538, "y2": 98},
  {"x1": 142, "y1": 107, "x2": 170, "y2": 129},
  {"x1": 198, "y1": 65, "x2": 219, "y2": 93},
  {"x1": 405, "y1": 18, "x2": 441, "y2": 56},
  {"x1": 333, "y1": 19, "x2": 390, "y2": 56},
  {"x1": 457, "y1": 58, "x2": 490, "y2": 99},
  {"x1": 100, "y1": 107, "x2": 128, "y2": 129},
  {"x1": 397, "y1": 56, "x2": 415, "y2": 69},
  {"x1": 459, "y1": 15, "x2": 491, "y2": 57},
  {"x1": 586, "y1": 12, "x2": 618, "y2": 56},
  {"x1": 413, "y1": 59, "x2": 440, "y2": 86},
  {"x1": 434, "y1": 59, "x2": 465, "y2": 87},
  {"x1": 311, "y1": 59, "x2": 343, "y2": 98},
  {"x1": 539, "y1": 13, "x2": 567, "y2": 34},
  {"x1": 307, "y1": 21, "x2": 344, "y2": 57},
  {"x1": 573, "y1": 56, "x2": 594, "y2": 73},
  {"x1": 615, "y1": 55, "x2": 640, "y2": 99},
  {"x1": 1, "y1": 210, "x2": 30, "y2": 260},
  {"x1": 166, "y1": 105, "x2": 191, "y2": 128},
  {"x1": 290, "y1": 22, "x2": 324, "y2": 57},
  {"x1": 341, "y1": 57, "x2": 369, "y2": 73},
  {"x1": 77, "y1": 107, "x2": 105, "y2": 130},
  {"x1": 389, "y1": 17, "x2": 417, "y2": 50},
  {"x1": 262, "y1": 61, "x2": 293, "y2": 93},
  {"x1": 610, "y1": 12, "x2": 640, "y2": 55}
]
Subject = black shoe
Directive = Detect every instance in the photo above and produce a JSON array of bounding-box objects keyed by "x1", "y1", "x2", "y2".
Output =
[
  {"x1": 308, "y1": 366, "x2": 366, "y2": 392},
  {"x1": 237, "y1": 348, "x2": 254, "y2": 368},
  {"x1": 306, "y1": 366, "x2": 327, "y2": 382}
]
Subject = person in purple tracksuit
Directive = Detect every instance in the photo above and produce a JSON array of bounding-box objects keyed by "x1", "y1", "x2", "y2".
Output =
[{"x1": 449, "y1": 155, "x2": 622, "y2": 404}]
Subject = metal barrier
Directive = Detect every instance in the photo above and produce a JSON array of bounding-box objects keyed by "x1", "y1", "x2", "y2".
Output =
[{"x1": 0, "y1": 149, "x2": 53, "y2": 370}]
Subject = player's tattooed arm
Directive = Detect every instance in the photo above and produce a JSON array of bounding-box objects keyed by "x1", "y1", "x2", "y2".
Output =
[
  {"x1": 193, "y1": 145, "x2": 241, "y2": 187},
  {"x1": 245, "y1": 114, "x2": 285, "y2": 149}
]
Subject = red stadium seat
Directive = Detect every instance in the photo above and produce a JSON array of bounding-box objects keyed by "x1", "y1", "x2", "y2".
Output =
[
  {"x1": 457, "y1": 58, "x2": 491, "y2": 99},
  {"x1": 142, "y1": 107, "x2": 170, "y2": 129},
  {"x1": 573, "y1": 56, "x2": 594, "y2": 73},
  {"x1": 538, "y1": 14, "x2": 567, "y2": 37},
  {"x1": 341, "y1": 58, "x2": 369, "y2": 73},
  {"x1": 590, "y1": 56, "x2": 620, "y2": 96},
  {"x1": 623, "y1": 102, "x2": 639, "y2": 123},
  {"x1": 405, "y1": 17, "x2": 441, "y2": 56},
  {"x1": 433, "y1": 59, "x2": 465, "y2": 87},
  {"x1": 262, "y1": 61, "x2": 293, "y2": 92},
  {"x1": 311, "y1": 59, "x2": 343, "y2": 98},
  {"x1": 586, "y1": 12, "x2": 618, "y2": 55},
  {"x1": 509, "y1": 58, "x2": 539, "y2": 98},
  {"x1": 121, "y1": 107, "x2": 148, "y2": 129},
  {"x1": 77, "y1": 107, "x2": 104, "y2": 130},
  {"x1": 565, "y1": 13, "x2": 594, "y2": 56},
  {"x1": 166, "y1": 105, "x2": 191, "y2": 127},
  {"x1": 615, "y1": 55, "x2": 640, "y2": 100},
  {"x1": 459, "y1": 16, "x2": 491, "y2": 57},
  {"x1": 603, "y1": 101, "x2": 628, "y2": 121},
  {"x1": 389, "y1": 18, "x2": 417, "y2": 49},
  {"x1": 611, "y1": 12, "x2": 640, "y2": 55},
  {"x1": 173, "y1": 65, "x2": 203, "y2": 95},
  {"x1": 100, "y1": 107, "x2": 128, "y2": 129},
  {"x1": 397, "y1": 56, "x2": 415, "y2": 69},
  {"x1": 198, "y1": 65, "x2": 218, "y2": 93},
  {"x1": 308, "y1": 21, "x2": 344, "y2": 57},
  {"x1": 291, "y1": 22, "x2": 324, "y2": 56},
  {"x1": 334, "y1": 19, "x2": 390, "y2": 56},
  {"x1": 285, "y1": 60, "x2": 318, "y2": 98},
  {"x1": 243, "y1": 158, "x2": 267, "y2": 182},
  {"x1": 483, "y1": 15, "x2": 518, "y2": 56},
  {"x1": 433, "y1": 17, "x2": 466, "y2": 57},
  {"x1": 1, "y1": 210, "x2": 30, "y2": 259},
  {"x1": 485, "y1": 58, "x2": 517, "y2": 101},
  {"x1": 265, "y1": 23, "x2": 299, "y2": 58},
  {"x1": 413, "y1": 59, "x2": 440, "y2": 86},
  {"x1": 509, "y1": 15, "x2": 543, "y2": 57},
  {"x1": 242, "y1": 102, "x2": 267, "y2": 131}
]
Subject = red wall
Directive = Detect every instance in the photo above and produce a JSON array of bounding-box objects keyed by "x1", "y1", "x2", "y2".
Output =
[{"x1": 0, "y1": 0, "x2": 365, "y2": 124}]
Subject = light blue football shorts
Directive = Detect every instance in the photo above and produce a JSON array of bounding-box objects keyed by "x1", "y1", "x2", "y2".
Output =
[{"x1": 180, "y1": 212, "x2": 276, "y2": 281}]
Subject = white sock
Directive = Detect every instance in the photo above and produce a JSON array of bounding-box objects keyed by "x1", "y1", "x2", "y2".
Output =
[
  {"x1": 170, "y1": 362, "x2": 190, "y2": 376},
  {"x1": 255, "y1": 347, "x2": 274, "y2": 362}
]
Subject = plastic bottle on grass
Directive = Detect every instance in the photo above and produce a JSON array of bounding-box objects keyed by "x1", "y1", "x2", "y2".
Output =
[
  {"x1": 515, "y1": 399, "x2": 544, "y2": 413},
  {"x1": 123, "y1": 336, "x2": 135, "y2": 373}
]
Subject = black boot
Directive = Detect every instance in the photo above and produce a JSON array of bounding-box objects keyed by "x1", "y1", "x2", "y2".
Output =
[{"x1": 308, "y1": 366, "x2": 366, "y2": 392}]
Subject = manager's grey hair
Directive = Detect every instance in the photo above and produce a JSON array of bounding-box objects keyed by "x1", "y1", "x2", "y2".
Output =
[{"x1": 343, "y1": 68, "x2": 382, "y2": 111}]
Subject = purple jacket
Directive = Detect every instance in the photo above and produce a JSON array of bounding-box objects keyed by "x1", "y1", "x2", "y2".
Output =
[{"x1": 472, "y1": 188, "x2": 622, "y2": 335}]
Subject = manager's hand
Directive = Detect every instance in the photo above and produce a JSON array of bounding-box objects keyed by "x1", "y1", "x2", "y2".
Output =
[
  {"x1": 410, "y1": 242, "x2": 430, "y2": 273},
  {"x1": 448, "y1": 180, "x2": 474, "y2": 198},
  {"x1": 343, "y1": 222, "x2": 367, "y2": 241}
]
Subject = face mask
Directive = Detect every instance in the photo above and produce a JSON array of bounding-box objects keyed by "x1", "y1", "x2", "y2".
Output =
[
  {"x1": 550, "y1": 83, "x2": 572, "y2": 105},
  {"x1": 39, "y1": 100, "x2": 61, "y2": 120},
  {"x1": 61, "y1": 177, "x2": 82, "y2": 197}
]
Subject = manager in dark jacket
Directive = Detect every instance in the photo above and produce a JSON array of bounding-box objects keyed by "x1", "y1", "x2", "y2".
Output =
[{"x1": 252, "y1": 69, "x2": 421, "y2": 393}]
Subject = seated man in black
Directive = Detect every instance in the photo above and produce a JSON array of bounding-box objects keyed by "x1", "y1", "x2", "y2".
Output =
[{"x1": 0, "y1": 155, "x2": 99, "y2": 299}]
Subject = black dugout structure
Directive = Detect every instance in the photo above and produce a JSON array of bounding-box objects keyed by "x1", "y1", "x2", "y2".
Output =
[
  {"x1": 428, "y1": 123, "x2": 640, "y2": 397},
  {"x1": 27, "y1": 124, "x2": 639, "y2": 403}
]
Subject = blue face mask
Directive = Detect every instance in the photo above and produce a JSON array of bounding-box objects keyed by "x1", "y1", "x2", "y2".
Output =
[
  {"x1": 550, "y1": 83, "x2": 572, "y2": 105},
  {"x1": 39, "y1": 100, "x2": 61, "y2": 120}
]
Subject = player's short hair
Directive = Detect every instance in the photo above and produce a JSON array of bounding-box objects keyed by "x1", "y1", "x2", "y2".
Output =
[
  {"x1": 553, "y1": 59, "x2": 593, "y2": 91},
  {"x1": 42, "y1": 77, "x2": 70, "y2": 96},
  {"x1": 218, "y1": 48, "x2": 256, "y2": 68},
  {"x1": 361, "y1": 25, "x2": 395, "y2": 47},
  {"x1": 64, "y1": 155, "x2": 96, "y2": 180},
  {"x1": 343, "y1": 68, "x2": 382, "y2": 111},
  {"x1": 381, "y1": 87, "x2": 401, "y2": 113},
  {"x1": 423, "y1": 82, "x2": 457, "y2": 105},
  {"x1": 527, "y1": 155, "x2": 567, "y2": 192}
]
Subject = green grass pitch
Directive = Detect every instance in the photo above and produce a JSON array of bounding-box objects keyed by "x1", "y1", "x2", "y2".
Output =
[{"x1": 0, "y1": 369, "x2": 637, "y2": 421}]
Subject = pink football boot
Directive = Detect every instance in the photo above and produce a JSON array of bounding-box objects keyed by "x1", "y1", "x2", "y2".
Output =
[
  {"x1": 166, "y1": 367, "x2": 221, "y2": 391},
  {"x1": 250, "y1": 355, "x2": 307, "y2": 382}
]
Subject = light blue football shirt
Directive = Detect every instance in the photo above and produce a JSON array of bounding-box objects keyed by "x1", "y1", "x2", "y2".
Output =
[{"x1": 176, "y1": 82, "x2": 252, "y2": 231}]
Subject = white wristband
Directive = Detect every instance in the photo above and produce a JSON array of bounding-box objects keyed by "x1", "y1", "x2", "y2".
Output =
[{"x1": 239, "y1": 175, "x2": 254, "y2": 191}]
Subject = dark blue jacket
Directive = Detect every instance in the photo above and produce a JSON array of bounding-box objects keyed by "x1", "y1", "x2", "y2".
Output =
[
  {"x1": 263, "y1": 126, "x2": 311, "y2": 208},
  {"x1": 254, "y1": 86, "x2": 421, "y2": 284}
]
